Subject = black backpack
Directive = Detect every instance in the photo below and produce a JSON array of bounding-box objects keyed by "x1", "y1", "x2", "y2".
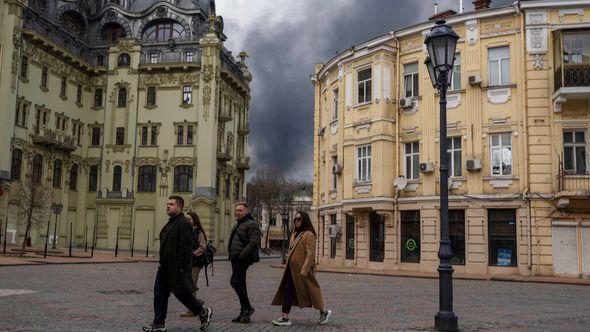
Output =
[{"x1": 202, "y1": 240, "x2": 216, "y2": 286}]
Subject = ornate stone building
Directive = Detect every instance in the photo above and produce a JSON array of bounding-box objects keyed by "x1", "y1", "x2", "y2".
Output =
[
  {"x1": 312, "y1": 0, "x2": 590, "y2": 278},
  {"x1": 0, "y1": 0, "x2": 251, "y2": 254}
]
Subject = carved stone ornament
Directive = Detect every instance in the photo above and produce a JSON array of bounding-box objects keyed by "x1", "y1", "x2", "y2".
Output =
[
  {"x1": 526, "y1": 28, "x2": 547, "y2": 53},
  {"x1": 533, "y1": 54, "x2": 544, "y2": 70},
  {"x1": 156, "y1": 6, "x2": 167, "y2": 18},
  {"x1": 465, "y1": 20, "x2": 478, "y2": 46},
  {"x1": 202, "y1": 64, "x2": 214, "y2": 82}
]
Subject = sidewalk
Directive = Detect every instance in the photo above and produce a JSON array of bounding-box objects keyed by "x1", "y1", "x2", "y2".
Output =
[
  {"x1": 271, "y1": 263, "x2": 590, "y2": 286},
  {"x1": 0, "y1": 244, "x2": 158, "y2": 266},
  {"x1": 0, "y1": 244, "x2": 283, "y2": 267}
]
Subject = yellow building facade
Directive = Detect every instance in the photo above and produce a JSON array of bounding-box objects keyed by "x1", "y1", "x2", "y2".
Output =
[
  {"x1": 0, "y1": 0, "x2": 250, "y2": 255},
  {"x1": 312, "y1": 0, "x2": 590, "y2": 278}
]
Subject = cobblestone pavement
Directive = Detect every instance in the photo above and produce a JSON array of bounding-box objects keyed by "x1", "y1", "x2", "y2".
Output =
[{"x1": 0, "y1": 259, "x2": 589, "y2": 331}]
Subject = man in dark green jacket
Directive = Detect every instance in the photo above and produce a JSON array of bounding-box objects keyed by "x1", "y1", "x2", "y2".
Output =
[
  {"x1": 228, "y1": 202, "x2": 261, "y2": 323},
  {"x1": 143, "y1": 196, "x2": 213, "y2": 332}
]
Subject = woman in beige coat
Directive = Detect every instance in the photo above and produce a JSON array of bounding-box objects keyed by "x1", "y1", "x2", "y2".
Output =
[{"x1": 271, "y1": 211, "x2": 331, "y2": 326}]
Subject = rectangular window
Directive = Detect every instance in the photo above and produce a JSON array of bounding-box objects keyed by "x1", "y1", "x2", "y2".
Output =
[
  {"x1": 177, "y1": 126, "x2": 184, "y2": 145},
  {"x1": 488, "y1": 46, "x2": 510, "y2": 86},
  {"x1": 146, "y1": 87, "x2": 156, "y2": 106},
  {"x1": 563, "y1": 130, "x2": 587, "y2": 174},
  {"x1": 405, "y1": 141, "x2": 420, "y2": 180},
  {"x1": 60, "y1": 76, "x2": 67, "y2": 97},
  {"x1": 150, "y1": 126, "x2": 158, "y2": 145},
  {"x1": 357, "y1": 68, "x2": 372, "y2": 104},
  {"x1": 331, "y1": 156, "x2": 338, "y2": 190},
  {"x1": 20, "y1": 104, "x2": 27, "y2": 127},
  {"x1": 96, "y1": 55, "x2": 104, "y2": 66},
  {"x1": 332, "y1": 88, "x2": 339, "y2": 120},
  {"x1": 20, "y1": 56, "x2": 28, "y2": 78},
  {"x1": 77, "y1": 125, "x2": 81, "y2": 145},
  {"x1": 91, "y1": 127, "x2": 101, "y2": 146},
  {"x1": 10, "y1": 149, "x2": 23, "y2": 180},
  {"x1": 449, "y1": 210, "x2": 466, "y2": 265},
  {"x1": 225, "y1": 176, "x2": 231, "y2": 199},
  {"x1": 182, "y1": 85, "x2": 192, "y2": 105},
  {"x1": 330, "y1": 215, "x2": 337, "y2": 259},
  {"x1": 174, "y1": 166, "x2": 193, "y2": 193},
  {"x1": 94, "y1": 89, "x2": 103, "y2": 108},
  {"x1": 76, "y1": 84, "x2": 82, "y2": 104},
  {"x1": 187, "y1": 125, "x2": 194, "y2": 145},
  {"x1": 41, "y1": 66, "x2": 48, "y2": 88},
  {"x1": 115, "y1": 127, "x2": 125, "y2": 145},
  {"x1": 88, "y1": 166, "x2": 98, "y2": 192},
  {"x1": 149, "y1": 53, "x2": 159, "y2": 64},
  {"x1": 15, "y1": 100, "x2": 20, "y2": 126},
  {"x1": 345, "y1": 215, "x2": 355, "y2": 260},
  {"x1": 450, "y1": 53, "x2": 461, "y2": 91},
  {"x1": 186, "y1": 51, "x2": 194, "y2": 62},
  {"x1": 488, "y1": 209, "x2": 517, "y2": 267},
  {"x1": 490, "y1": 133, "x2": 512, "y2": 176},
  {"x1": 356, "y1": 145, "x2": 371, "y2": 182},
  {"x1": 447, "y1": 137, "x2": 462, "y2": 177},
  {"x1": 138, "y1": 166, "x2": 157, "y2": 192},
  {"x1": 404, "y1": 62, "x2": 419, "y2": 98},
  {"x1": 141, "y1": 126, "x2": 148, "y2": 146},
  {"x1": 401, "y1": 210, "x2": 420, "y2": 263}
]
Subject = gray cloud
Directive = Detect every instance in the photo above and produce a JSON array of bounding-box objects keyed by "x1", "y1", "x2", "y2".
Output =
[{"x1": 220, "y1": 0, "x2": 514, "y2": 180}]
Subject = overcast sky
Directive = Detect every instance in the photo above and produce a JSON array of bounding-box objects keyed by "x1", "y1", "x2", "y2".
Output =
[{"x1": 216, "y1": 0, "x2": 514, "y2": 181}]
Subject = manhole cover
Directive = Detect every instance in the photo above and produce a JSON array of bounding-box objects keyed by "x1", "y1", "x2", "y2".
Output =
[{"x1": 98, "y1": 289, "x2": 143, "y2": 295}]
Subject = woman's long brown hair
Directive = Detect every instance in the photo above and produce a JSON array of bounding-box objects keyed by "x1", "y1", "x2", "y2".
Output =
[
  {"x1": 294, "y1": 211, "x2": 316, "y2": 236},
  {"x1": 187, "y1": 211, "x2": 207, "y2": 242}
]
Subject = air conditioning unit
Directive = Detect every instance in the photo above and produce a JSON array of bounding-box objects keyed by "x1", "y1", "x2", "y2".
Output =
[
  {"x1": 399, "y1": 97, "x2": 414, "y2": 109},
  {"x1": 332, "y1": 164, "x2": 342, "y2": 174},
  {"x1": 419, "y1": 162, "x2": 434, "y2": 173},
  {"x1": 466, "y1": 159, "x2": 482, "y2": 171},
  {"x1": 468, "y1": 74, "x2": 482, "y2": 86},
  {"x1": 328, "y1": 224, "x2": 341, "y2": 238}
]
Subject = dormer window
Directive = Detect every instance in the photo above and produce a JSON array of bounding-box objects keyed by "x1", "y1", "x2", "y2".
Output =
[
  {"x1": 143, "y1": 21, "x2": 185, "y2": 43},
  {"x1": 118, "y1": 53, "x2": 130, "y2": 67}
]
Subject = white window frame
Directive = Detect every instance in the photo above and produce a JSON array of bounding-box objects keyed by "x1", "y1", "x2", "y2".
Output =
[
  {"x1": 186, "y1": 51, "x2": 194, "y2": 62},
  {"x1": 332, "y1": 88, "x2": 339, "y2": 121},
  {"x1": 403, "y1": 62, "x2": 419, "y2": 98},
  {"x1": 447, "y1": 137, "x2": 462, "y2": 177},
  {"x1": 149, "y1": 52, "x2": 159, "y2": 64},
  {"x1": 357, "y1": 68, "x2": 372, "y2": 104},
  {"x1": 356, "y1": 145, "x2": 371, "y2": 182},
  {"x1": 563, "y1": 130, "x2": 587, "y2": 174},
  {"x1": 488, "y1": 46, "x2": 510, "y2": 86},
  {"x1": 490, "y1": 133, "x2": 512, "y2": 176},
  {"x1": 404, "y1": 141, "x2": 420, "y2": 180},
  {"x1": 182, "y1": 85, "x2": 192, "y2": 105},
  {"x1": 450, "y1": 54, "x2": 461, "y2": 91}
]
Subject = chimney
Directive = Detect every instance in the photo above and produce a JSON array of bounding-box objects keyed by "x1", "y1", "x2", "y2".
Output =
[{"x1": 473, "y1": 0, "x2": 492, "y2": 10}]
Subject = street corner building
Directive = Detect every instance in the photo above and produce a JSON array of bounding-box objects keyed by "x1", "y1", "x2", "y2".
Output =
[
  {"x1": 312, "y1": 0, "x2": 590, "y2": 279},
  {"x1": 0, "y1": 0, "x2": 252, "y2": 255}
]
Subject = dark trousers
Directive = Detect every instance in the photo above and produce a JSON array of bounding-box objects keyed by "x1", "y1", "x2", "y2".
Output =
[
  {"x1": 282, "y1": 266, "x2": 295, "y2": 314},
  {"x1": 230, "y1": 259, "x2": 252, "y2": 311},
  {"x1": 153, "y1": 270, "x2": 204, "y2": 325}
]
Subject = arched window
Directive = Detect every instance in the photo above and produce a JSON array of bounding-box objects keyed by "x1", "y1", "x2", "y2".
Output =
[
  {"x1": 138, "y1": 166, "x2": 157, "y2": 192},
  {"x1": 88, "y1": 165, "x2": 98, "y2": 192},
  {"x1": 174, "y1": 166, "x2": 193, "y2": 192},
  {"x1": 143, "y1": 21, "x2": 185, "y2": 42},
  {"x1": 112, "y1": 165, "x2": 122, "y2": 192},
  {"x1": 118, "y1": 88, "x2": 127, "y2": 107},
  {"x1": 117, "y1": 53, "x2": 130, "y2": 67},
  {"x1": 100, "y1": 23, "x2": 126, "y2": 45},
  {"x1": 10, "y1": 149, "x2": 23, "y2": 180},
  {"x1": 69, "y1": 164, "x2": 79, "y2": 191},
  {"x1": 53, "y1": 160, "x2": 62, "y2": 188},
  {"x1": 32, "y1": 154, "x2": 43, "y2": 184}
]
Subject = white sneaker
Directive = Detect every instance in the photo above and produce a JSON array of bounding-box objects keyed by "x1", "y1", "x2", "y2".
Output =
[
  {"x1": 272, "y1": 316, "x2": 292, "y2": 326},
  {"x1": 319, "y1": 309, "x2": 331, "y2": 325}
]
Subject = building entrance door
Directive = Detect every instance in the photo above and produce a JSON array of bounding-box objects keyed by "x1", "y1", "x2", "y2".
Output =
[
  {"x1": 369, "y1": 212, "x2": 384, "y2": 262},
  {"x1": 552, "y1": 221, "x2": 578, "y2": 275}
]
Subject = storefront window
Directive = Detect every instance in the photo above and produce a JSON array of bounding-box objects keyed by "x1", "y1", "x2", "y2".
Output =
[
  {"x1": 488, "y1": 209, "x2": 517, "y2": 267},
  {"x1": 330, "y1": 215, "x2": 337, "y2": 259},
  {"x1": 346, "y1": 215, "x2": 355, "y2": 260},
  {"x1": 401, "y1": 211, "x2": 420, "y2": 263},
  {"x1": 449, "y1": 210, "x2": 465, "y2": 265},
  {"x1": 370, "y1": 212, "x2": 385, "y2": 262}
]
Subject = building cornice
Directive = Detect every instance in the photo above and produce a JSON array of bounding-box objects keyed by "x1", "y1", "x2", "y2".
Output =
[{"x1": 519, "y1": 0, "x2": 590, "y2": 9}]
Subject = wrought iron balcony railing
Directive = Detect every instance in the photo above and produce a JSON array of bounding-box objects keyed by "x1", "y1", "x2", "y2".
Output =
[
  {"x1": 32, "y1": 126, "x2": 77, "y2": 152},
  {"x1": 557, "y1": 158, "x2": 590, "y2": 193},
  {"x1": 555, "y1": 64, "x2": 590, "y2": 91},
  {"x1": 139, "y1": 50, "x2": 201, "y2": 65}
]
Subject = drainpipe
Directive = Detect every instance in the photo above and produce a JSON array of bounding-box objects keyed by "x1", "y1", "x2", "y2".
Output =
[
  {"x1": 394, "y1": 189, "x2": 400, "y2": 265},
  {"x1": 393, "y1": 33, "x2": 401, "y2": 266},
  {"x1": 523, "y1": 187, "x2": 532, "y2": 271}
]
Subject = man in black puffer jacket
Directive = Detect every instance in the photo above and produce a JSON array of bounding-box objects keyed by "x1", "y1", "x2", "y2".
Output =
[{"x1": 228, "y1": 202, "x2": 261, "y2": 324}]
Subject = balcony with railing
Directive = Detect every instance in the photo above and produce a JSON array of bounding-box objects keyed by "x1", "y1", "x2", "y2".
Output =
[
  {"x1": 236, "y1": 155, "x2": 250, "y2": 170},
  {"x1": 556, "y1": 153, "x2": 590, "y2": 210},
  {"x1": 32, "y1": 126, "x2": 77, "y2": 152},
  {"x1": 139, "y1": 49, "x2": 201, "y2": 66},
  {"x1": 553, "y1": 30, "x2": 590, "y2": 112},
  {"x1": 220, "y1": 48, "x2": 244, "y2": 81}
]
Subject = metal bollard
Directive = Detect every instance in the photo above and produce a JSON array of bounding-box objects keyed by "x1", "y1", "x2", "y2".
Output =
[{"x1": 115, "y1": 227, "x2": 120, "y2": 257}]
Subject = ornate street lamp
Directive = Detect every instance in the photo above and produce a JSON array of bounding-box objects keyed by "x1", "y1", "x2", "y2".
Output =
[
  {"x1": 424, "y1": 20, "x2": 459, "y2": 332},
  {"x1": 51, "y1": 202, "x2": 63, "y2": 250},
  {"x1": 280, "y1": 210, "x2": 289, "y2": 264}
]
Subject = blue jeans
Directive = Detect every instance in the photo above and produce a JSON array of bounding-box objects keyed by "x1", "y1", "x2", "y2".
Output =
[{"x1": 153, "y1": 270, "x2": 204, "y2": 325}]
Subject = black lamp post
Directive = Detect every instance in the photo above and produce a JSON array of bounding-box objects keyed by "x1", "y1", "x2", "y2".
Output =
[
  {"x1": 51, "y1": 202, "x2": 63, "y2": 250},
  {"x1": 424, "y1": 20, "x2": 459, "y2": 332},
  {"x1": 280, "y1": 210, "x2": 289, "y2": 264}
]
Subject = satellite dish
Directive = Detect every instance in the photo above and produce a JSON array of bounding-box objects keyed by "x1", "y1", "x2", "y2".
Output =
[{"x1": 393, "y1": 176, "x2": 407, "y2": 190}]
